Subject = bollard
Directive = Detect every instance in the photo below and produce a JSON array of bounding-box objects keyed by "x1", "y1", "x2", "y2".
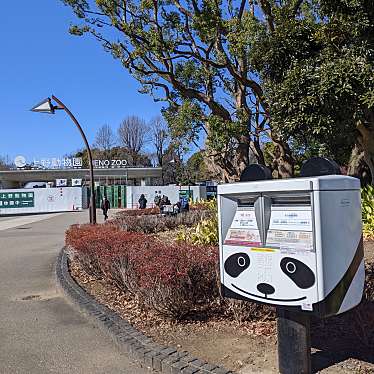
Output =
[{"x1": 277, "y1": 308, "x2": 311, "y2": 374}]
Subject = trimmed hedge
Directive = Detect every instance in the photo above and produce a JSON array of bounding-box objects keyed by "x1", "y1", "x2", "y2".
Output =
[
  {"x1": 66, "y1": 224, "x2": 219, "y2": 319},
  {"x1": 115, "y1": 207, "x2": 160, "y2": 217},
  {"x1": 111, "y1": 209, "x2": 213, "y2": 234}
]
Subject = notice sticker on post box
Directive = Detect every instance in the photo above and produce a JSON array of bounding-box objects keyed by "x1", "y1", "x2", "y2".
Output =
[
  {"x1": 224, "y1": 228, "x2": 261, "y2": 247},
  {"x1": 230, "y1": 209, "x2": 258, "y2": 229},
  {"x1": 224, "y1": 207, "x2": 261, "y2": 247},
  {"x1": 266, "y1": 230, "x2": 314, "y2": 254},
  {"x1": 269, "y1": 209, "x2": 313, "y2": 232},
  {"x1": 267, "y1": 207, "x2": 314, "y2": 253}
]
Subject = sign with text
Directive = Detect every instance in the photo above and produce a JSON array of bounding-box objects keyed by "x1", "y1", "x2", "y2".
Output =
[
  {"x1": 33, "y1": 157, "x2": 83, "y2": 169},
  {"x1": 14, "y1": 156, "x2": 83, "y2": 169},
  {"x1": 93, "y1": 159, "x2": 128, "y2": 168},
  {"x1": 0, "y1": 191, "x2": 34, "y2": 208},
  {"x1": 71, "y1": 179, "x2": 82, "y2": 186},
  {"x1": 56, "y1": 179, "x2": 68, "y2": 187},
  {"x1": 14, "y1": 155, "x2": 129, "y2": 170}
]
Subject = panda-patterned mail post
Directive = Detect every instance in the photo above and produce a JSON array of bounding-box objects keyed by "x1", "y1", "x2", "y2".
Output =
[{"x1": 218, "y1": 175, "x2": 365, "y2": 318}]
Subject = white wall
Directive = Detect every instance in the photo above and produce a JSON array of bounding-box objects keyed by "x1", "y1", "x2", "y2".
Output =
[
  {"x1": 126, "y1": 186, "x2": 179, "y2": 209},
  {"x1": 180, "y1": 185, "x2": 207, "y2": 201},
  {"x1": 0, "y1": 187, "x2": 82, "y2": 215},
  {"x1": 125, "y1": 185, "x2": 207, "y2": 209}
]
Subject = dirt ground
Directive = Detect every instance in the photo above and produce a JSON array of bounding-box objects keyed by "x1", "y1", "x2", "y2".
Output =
[
  {"x1": 365, "y1": 240, "x2": 374, "y2": 262},
  {"x1": 69, "y1": 241, "x2": 374, "y2": 374}
]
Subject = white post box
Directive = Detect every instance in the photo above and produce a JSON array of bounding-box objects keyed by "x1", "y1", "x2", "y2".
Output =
[{"x1": 218, "y1": 175, "x2": 365, "y2": 317}]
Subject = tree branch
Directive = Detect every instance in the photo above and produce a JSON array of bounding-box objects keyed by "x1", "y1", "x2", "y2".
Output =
[{"x1": 258, "y1": 0, "x2": 275, "y2": 32}]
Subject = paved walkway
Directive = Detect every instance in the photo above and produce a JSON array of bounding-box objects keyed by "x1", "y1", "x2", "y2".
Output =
[
  {"x1": 0, "y1": 213, "x2": 62, "y2": 231},
  {"x1": 0, "y1": 211, "x2": 148, "y2": 374}
]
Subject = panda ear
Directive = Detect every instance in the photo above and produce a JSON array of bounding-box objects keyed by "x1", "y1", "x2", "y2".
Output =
[
  {"x1": 224, "y1": 253, "x2": 250, "y2": 278},
  {"x1": 280, "y1": 257, "x2": 315, "y2": 289}
]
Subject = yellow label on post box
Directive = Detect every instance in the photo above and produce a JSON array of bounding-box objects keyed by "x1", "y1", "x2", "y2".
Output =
[{"x1": 250, "y1": 247, "x2": 277, "y2": 253}]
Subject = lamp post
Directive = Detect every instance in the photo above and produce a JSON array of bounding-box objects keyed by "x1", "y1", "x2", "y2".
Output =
[{"x1": 30, "y1": 95, "x2": 97, "y2": 224}]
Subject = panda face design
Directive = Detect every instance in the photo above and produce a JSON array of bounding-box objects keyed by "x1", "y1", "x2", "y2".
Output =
[{"x1": 223, "y1": 252, "x2": 316, "y2": 303}]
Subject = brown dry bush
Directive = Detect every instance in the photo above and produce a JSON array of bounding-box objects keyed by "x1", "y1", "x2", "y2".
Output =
[
  {"x1": 224, "y1": 299, "x2": 275, "y2": 324},
  {"x1": 115, "y1": 207, "x2": 160, "y2": 217},
  {"x1": 112, "y1": 209, "x2": 213, "y2": 234},
  {"x1": 352, "y1": 262, "x2": 374, "y2": 349}
]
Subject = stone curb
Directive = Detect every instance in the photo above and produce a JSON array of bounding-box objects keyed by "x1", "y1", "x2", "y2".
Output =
[{"x1": 56, "y1": 248, "x2": 233, "y2": 374}]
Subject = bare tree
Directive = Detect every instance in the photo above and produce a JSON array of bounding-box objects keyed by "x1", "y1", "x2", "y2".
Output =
[
  {"x1": 118, "y1": 116, "x2": 148, "y2": 165},
  {"x1": 94, "y1": 124, "x2": 116, "y2": 157},
  {"x1": 0, "y1": 155, "x2": 10, "y2": 171},
  {"x1": 150, "y1": 116, "x2": 169, "y2": 168}
]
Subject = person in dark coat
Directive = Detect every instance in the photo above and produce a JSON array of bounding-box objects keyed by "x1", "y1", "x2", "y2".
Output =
[
  {"x1": 101, "y1": 196, "x2": 110, "y2": 221},
  {"x1": 161, "y1": 195, "x2": 170, "y2": 205},
  {"x1": 159, "y1": 195, "x2": 171, "y2": 213},
  {"x1": 138, "y1": 194, "x2": 147, "y2": 209}
]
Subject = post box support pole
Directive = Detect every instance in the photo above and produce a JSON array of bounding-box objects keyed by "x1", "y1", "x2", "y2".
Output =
[{"x1": 277, "y1": 308, "x2": 311, "y2": 374}]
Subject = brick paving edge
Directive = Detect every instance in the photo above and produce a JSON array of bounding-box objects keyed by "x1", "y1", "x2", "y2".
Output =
[{"x1": 56, "y1": 248, "x2": 233, "y2": 374}]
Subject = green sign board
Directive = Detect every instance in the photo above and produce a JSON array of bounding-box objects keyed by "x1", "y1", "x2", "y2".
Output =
[
  {"x1": 0, "y1": 191, "x2": 35, "y2": 209},
  {"x1": 179, "y1": 190, "x2": 194, "y2": 200}
]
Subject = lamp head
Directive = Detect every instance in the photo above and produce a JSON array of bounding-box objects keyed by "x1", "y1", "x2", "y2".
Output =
[{"x1": 30, "y1": 97, "x2": 55, "y2": 114}]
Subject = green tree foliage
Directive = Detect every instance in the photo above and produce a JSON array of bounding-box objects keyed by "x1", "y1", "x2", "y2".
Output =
[
  {"x1": 157, "y1": 142, "x2": 185, "y2": 184},
  {"x1": 185, "y1": 150, "x2": 212, "y2": 182},
  {"x1": 362, "y1": 185, "x2": 374, "y2": 239},
  {"x1": 61, "y1": 0, "x2": 296, "y2": 181},
  {"x1": 61, "y1": 0, "x2": 373, "y2": 182},
  {"x1": 254, "y1": 0, "x2": 374, "y2": 181}
]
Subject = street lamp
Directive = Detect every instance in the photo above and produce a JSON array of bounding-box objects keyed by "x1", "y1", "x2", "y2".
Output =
[{"x1": 30, "y1": 95, "x2": 97, "y2": 224}]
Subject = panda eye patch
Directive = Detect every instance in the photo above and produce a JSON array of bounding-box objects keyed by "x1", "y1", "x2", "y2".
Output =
[
  {"x1": 224, "y1": 253, "x2": 250, "y2": 278},
  {"x1": 280, "y1": 257, "x2": 315, "y2": 289}
]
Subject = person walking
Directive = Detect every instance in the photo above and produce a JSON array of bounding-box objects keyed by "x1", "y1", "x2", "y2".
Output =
[
  {"x1": 101, "y1": 196, "x2": 110, "y2": 221},
  {"x1": 138, "y1": 194, "x2": 147, "y2": 209}
]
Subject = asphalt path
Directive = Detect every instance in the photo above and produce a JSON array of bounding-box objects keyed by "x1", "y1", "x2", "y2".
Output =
[{"x1": 0, "y1": 210, "x2": 148, "y2": 374}]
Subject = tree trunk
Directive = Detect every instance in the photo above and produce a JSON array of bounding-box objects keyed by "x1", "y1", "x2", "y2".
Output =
[
  {"x1": 357, "y1": 121, "x2": 374, "y2": 184},
  {"x1": 249, "y1": 138, "x2": 266, "y2": 166},
  {"x1": 270, "y1": 138, "x2": 295, "y2": 178},
  {"x1": 206, "y1": 136, "x2": 295, "y2": 182},
  {"x1": 347, "y1": 144, "x2": 364, "y2": 176},
  {"x1": 206, "y1": 143, "x2": 250, "y2": 182}
]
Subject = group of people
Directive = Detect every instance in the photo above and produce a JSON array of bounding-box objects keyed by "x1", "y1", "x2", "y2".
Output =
[
  {"x1": 153, "y1": 193, "x2": 171, "y2": 211},
  {"x1": 141, "y1": 192, "x2": 189, "y2": 214},
  {"x1": 100, "y1": 191, "x2": 189, "y2": 221},
  {"x1": 138, "y1": 193, "x2": 171, "y2": 211},
  {"x1": 154, "y1": 192, "x2": 189, "y2": 214}
]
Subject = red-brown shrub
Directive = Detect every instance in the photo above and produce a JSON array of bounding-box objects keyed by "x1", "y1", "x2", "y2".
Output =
[
  {"x1": 65, "y1": 224, "x2": 219, "y2": 320},
  {"x1": 126, "y1": 241, "x2": 219, "y2": 319},
  {"x1": 65, "y1": 224, "x2": 149, "y2": 288},
  {"x1": 115, "y1": 207, "x2": 160, "y2": 217}
]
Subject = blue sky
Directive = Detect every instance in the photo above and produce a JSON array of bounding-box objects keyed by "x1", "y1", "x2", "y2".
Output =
[{"x1": 0, "y1": 0, "x2": 164, "y2": 164}]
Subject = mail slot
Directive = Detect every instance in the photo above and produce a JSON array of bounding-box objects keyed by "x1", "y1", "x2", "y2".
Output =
[{"x1": 218, "y1": 175, "x2": 365, "y2": 317}]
